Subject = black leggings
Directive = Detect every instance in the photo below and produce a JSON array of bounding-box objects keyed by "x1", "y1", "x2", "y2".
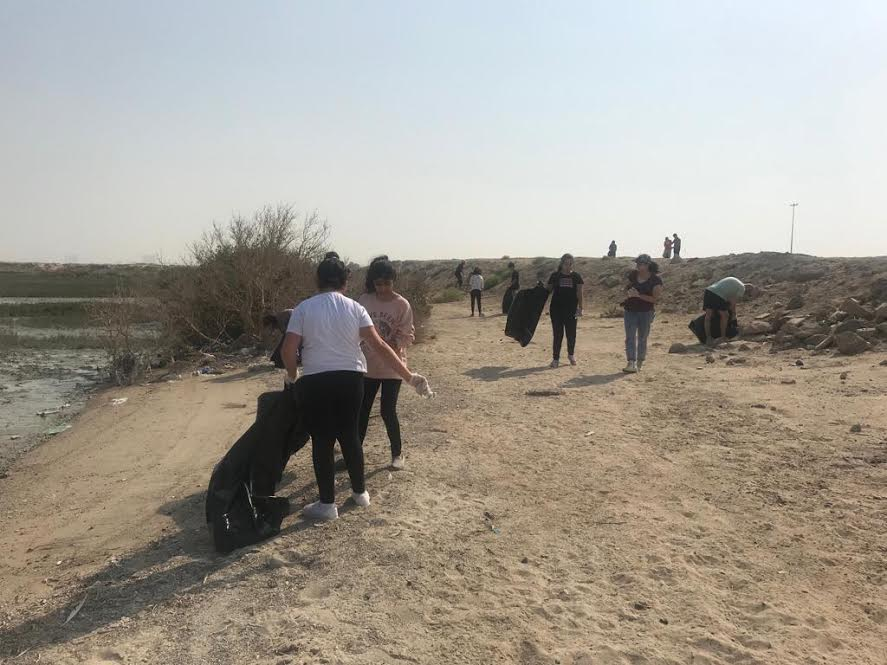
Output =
[
  {"x1": 551, "y1": 311, "x2": 577, "y2": 360},
  {"x1": 298, "y1": 371, "x2": 365, "y2": 503},
  {"x1": 358, "y1": 378, "x2": 403, "y2": 457},
  {"x1": 470, "y1": 289, "x2": 482, "y2": 314}
]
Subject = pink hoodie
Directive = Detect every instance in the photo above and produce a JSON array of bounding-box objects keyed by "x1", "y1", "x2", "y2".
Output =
[{"x1": 358, "y1": 292, "x2": 415, "y2": 379}]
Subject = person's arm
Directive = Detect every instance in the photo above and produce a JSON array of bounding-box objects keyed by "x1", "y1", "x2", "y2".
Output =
[
  {"x1": 281, "y1": 332, "x2": 302, "y2": 383},
  {"x1": 360, "y1": 325, "x2": 412, "y2": 382},
  {"x1": 395, "y1": 303, "x2": 416, "y2": 356},
  {"x1": 631, "y1": 284, "x2": 663, "y2": 304},
  {"x1": 576, "y1": 283, "x2": 584, "y2": 316}
]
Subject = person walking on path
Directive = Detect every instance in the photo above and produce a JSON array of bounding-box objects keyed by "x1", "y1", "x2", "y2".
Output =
[
  {"x1": 281, "y1": 256, "x2": 431, "y2": 521},
  {"x1": 357, "y1": 256, "x2": 415, "y2": 470},
  {"x1": 454, "y1": 261, "x2": 465, "y2": 289},
  {"x1": 607, "y1": 241, "x2": 617, "y2": 258},
  {"x1": 672, "y1": 234, "x2": 682, "y2": 259},
  {"x1": 622, "y1": 254, "x2": 664, "y2": 373},
  {"x1": 546, "y1": 253, "x2": 584, "y2": 367},
  {"x1": 469, "y1": 267, "x2": 485, "y2": 317},
  {"x1": 702, "y1": 276, "x2": 754, "y2": 346},
  {"x1": 663, "y1": 236, "x2": 673, "y2": 259}
]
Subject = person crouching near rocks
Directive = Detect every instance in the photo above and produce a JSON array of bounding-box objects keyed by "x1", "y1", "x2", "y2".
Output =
[
  {"x1": 281, "y1": 255, "x2": 432, "y2": 521},
  {"x1": 358, "y1": 256, "x2": 414, "y2": 471},
  {"x1": 622, "y1": 254, "x2": 663, "y2": 373},
  {"x1": 702, "y1": 277, "x2": 756, "y2": 347}
]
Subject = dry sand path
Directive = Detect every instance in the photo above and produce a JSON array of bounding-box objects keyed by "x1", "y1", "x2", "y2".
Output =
[{"x1": 1, "y1": 302, "x2": 885, "y2": 664}]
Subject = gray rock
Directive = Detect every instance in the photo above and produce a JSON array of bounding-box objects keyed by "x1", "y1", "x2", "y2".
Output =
[
  {"x1": 834, "y1": 319, "x2": 866, "y2": 334},
  {"x1": 874, "y1": 302, "x2": 887, "y2": 323},
  {"x1": 726, "y1": 357, "x2": 748, "y2": 366},
  {"x1": 850, "y1": 424, "x2": 862, "y2": 433},
  {"x1": 834, "y1": 331, "x2": 870, "y2": 356},
  {"x1": 786, "y1": 294, "x2": 804, "y2": 310},
  {"x1": 857, "y1": 328, "x2": 878, "y2": 341},
  {"x1": 829, "y1": 310, "x2": 849, "y2": 323},
  {"x1": 668, "y1": 342, "x2": 687, "y2": 354},
  {"x1": 840, "y1": 297, "x2": 874, "y2": 321},
  {"x1": 742, "y1": 320, "x2": 772, "y2": 336},
  {"x1": 876, "y1": 322, "x2": 887, "y2": 336}
]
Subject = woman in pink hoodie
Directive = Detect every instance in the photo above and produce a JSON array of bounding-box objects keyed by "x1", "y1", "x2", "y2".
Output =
[{"x1": 358, "y1": 256, "x2": 415, "y2": 470}]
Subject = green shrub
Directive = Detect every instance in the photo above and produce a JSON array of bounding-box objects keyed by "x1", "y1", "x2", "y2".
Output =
[{"x1": 432, "y1": 287, "x2": 464, "y2": 304}]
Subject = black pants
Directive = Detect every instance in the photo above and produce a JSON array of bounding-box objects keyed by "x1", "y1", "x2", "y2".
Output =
[
  {"x1": 470, "y1": 289, "x2": 482, "y2": 314},
  {"x1": 298, "y1": 371, "x2": 365, "y2": 503},
  {"x1": 358, "y1": 378, "x2": 403, "y2": 458},
  {"x1": 551, "y1": 310, "x2": 577, "y2": 360}
]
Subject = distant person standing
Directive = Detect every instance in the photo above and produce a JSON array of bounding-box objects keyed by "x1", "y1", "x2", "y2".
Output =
[
  {"x1": 622, "y1": 254, "x2": 663, "y2": 373},
  {"x1": 607, "y1": 241, "x2": 617, "y2": 258},
  {"x1": 508, "y1": 261, "x2": 520, "y2": 290},
  {"x1": 672, "y1": 234, "x2": 682, "y2": 259},
  {"x1": 546, "y1": 254, "x2": 584, "y2": 367},
  {"x1": 663, "y1": 236, "x2": 673, "y2": 259},
  {"x1": 703, "y1": 277, "x2": 755, "y2": 346},
  {"x1": 454, "y1": 261, "x2": 466, "y2": 289},
  {"x1": 469, "y1": 267, "x2": 485, "y2": 317}
]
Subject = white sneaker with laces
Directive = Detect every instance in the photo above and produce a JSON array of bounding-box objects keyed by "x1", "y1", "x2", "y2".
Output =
[
  {"x1": 622, "y1": 361, "x2": 638, "y2": 374},
  {"x1": 391, "y1": 455, "x2": 405, "y2": 470},
  {"x1": 303, "y1": 501, "x2": 338, "y2": 521},
  {"x1": 636, "y1": 359, "x2": 644, "y2": 371},
  {"x1": 352, "y1": 491, "x2": 371, "y2": 507}
]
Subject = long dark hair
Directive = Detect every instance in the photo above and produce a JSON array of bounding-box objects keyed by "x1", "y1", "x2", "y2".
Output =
[
  {"x1": 558, "y1": 253, "x2": 574, "y2": 273},
  {"x1": 365, "y1": 255, "x2": 397, "y2": 293}
]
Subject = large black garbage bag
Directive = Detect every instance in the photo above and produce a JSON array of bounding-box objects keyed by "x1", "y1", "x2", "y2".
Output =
[
  {"x1": 689, "y1": 313, "x2": 739, "y2": 344},
  {"x1": 502, "y1": 286, "x2": 517, "y2": 315},
  {"x1": 206, "y1": 386, "x2": 309, "y2": 554},
  {"x1": 505, "y1": 284, "x2": 549, "y2": 347}
]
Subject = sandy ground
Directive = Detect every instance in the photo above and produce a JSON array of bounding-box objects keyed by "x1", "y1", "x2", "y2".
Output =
[{"x1": 1, "y1": 302, "x2": 885, "y2": 665}]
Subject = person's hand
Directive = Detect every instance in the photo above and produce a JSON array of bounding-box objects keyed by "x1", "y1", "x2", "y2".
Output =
[
  {"x1": 409, "y1": 373, "x2": 434, "y2": 398},
  {"x1": 576, "y1": 308, "x2": 583, "y2": 319},
  {"x1": 627, "y1": 288, "x2": 640, "y2": 298}
]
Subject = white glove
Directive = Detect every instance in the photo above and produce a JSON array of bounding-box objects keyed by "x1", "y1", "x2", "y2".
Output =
[{"x1": 409, "y1": 373, "x2": 434, "y2": 398}]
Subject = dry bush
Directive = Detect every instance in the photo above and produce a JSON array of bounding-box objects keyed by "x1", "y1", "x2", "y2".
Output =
[
  {"x1": 156, "y1": 204, "x2": 328, "y2": 350},
  {"x1": 88, "y1": 288, "x2": 157, "y2": 385},
  {"x1": 397, "y1": 271, "x2": 433, "y2": 342}
]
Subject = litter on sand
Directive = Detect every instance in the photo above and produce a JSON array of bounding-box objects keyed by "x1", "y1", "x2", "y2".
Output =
[
  {"x1": 64, "y1": 596, "x2": 87, "y2": 625},
  {"x1": 47, "y1": 424, "x2": 72, "y2": 436},
  {"x1": 110, "y1": 398, "x2": 128, "y2": 406}
]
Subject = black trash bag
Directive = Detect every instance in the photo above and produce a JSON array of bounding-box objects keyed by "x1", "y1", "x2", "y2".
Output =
[
  {"x1": 689, "y1": 313, "x2": 739, "y2": 345},
  {"x1": 206, "y1": 386, "x2": 309, "y2": 553},
  {"x1": 505, "y1": 284, "x2": 549, "y2": 347},
  {"x1": 502, "y1": 286, "x2": 517, "y2": 315}
]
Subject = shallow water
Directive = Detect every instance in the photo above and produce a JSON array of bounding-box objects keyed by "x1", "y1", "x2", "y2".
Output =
[{"x1": 0, "y1": 348, "x2": 107, "y2": 473}]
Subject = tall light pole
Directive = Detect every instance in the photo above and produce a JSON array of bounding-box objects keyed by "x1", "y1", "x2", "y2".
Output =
[{"x1": 788, "y1": 202, "x2": 799, "y2": 254}]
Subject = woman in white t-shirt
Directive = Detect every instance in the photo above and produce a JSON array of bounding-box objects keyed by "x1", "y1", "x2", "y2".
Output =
[{"x1": 281, "y1": 256, "x2": 431, "y2": 521}]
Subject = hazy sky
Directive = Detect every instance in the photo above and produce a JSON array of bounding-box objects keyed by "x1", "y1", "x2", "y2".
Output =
[{"x1": 2, "y1": 1, "x2": 885, "y2": 264}]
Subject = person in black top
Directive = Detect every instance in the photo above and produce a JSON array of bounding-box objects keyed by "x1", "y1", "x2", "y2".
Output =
[
  {"x1": 607, "y1": 241, "x2": 617, "y2": 258},
  {"x1": 454, "y1": 261, "x2": 465, "y2": 288},
  {"x1": 508, "y1": 262, "x2": 519, "y2": 290},
  {"x1": 546, "y1": 253, "x2": 584, "y2": 368},
  {"x1": 622, "y1": 254, "x2": 664, "y2": 373},
  {"x1": 672, "y1": 234, "x2": 682, "y2": 258}
]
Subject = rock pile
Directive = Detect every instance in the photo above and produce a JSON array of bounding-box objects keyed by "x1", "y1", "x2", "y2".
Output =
[{"x1": 739, "y1": 297, "x2": 887, "y2": 356}]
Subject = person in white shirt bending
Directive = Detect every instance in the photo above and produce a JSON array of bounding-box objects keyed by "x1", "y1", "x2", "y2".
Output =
[
  {"x1": 281, "y1": 256, "x2": 431, "y2": 521},
  {"x1": 469, "y1": 267, "x2": 485, "y2": 317}
]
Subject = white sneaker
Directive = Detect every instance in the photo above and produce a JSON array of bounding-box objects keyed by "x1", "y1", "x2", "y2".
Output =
[
  {"x1": 391, "y1": 455, "x2": 405, "y2": 470},
  {"x1": 352, "y1": 491, "x2": 371, "y2": 507},
  {"x1": 636, "y1": 360, "x2": 644, "y2": 371},
  {"x1": 568, "y1": 355, "x2": 577, "y2": 366},
  {"x1": 622, "y1": 361, "x2": 638, "y2": 374},
  {"x1": 549, "y1": 359, "x2": 559, "y2": 369},
  {"x1": 303, "y1": 501, "x2": 338, "y2": 521}
]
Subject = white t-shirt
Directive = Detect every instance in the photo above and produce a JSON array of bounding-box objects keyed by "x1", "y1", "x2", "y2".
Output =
[
  {"x1": 286, "y1": 291, "x2": 374, "y2": 376},
  {"x1": 469, "y1": 274, "x2": 485, "y2": 291}
]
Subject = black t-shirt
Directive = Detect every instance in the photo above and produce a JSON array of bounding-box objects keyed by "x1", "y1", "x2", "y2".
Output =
[
  {"x1": 624, "y1": 272, "x2": 663, "y2": 312},
  {"x1": 547, "y1": 271, "x2": 584, "y2": 312},
  {"x1": 510, "y1": 270, "x2": 520, "y2": 289}
]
